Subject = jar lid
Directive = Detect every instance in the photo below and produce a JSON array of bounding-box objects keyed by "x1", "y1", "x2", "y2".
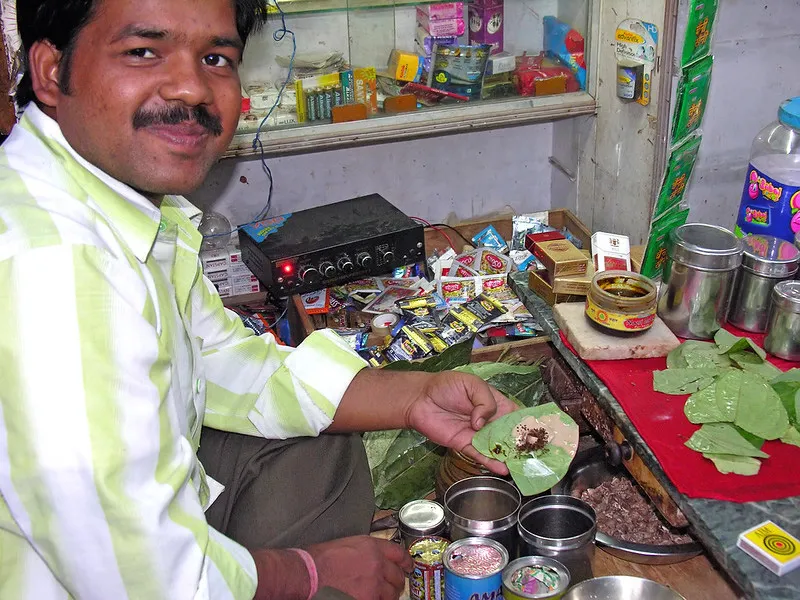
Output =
[
  {"x1": 741, "y1": 234, "x2": 800, "y2": 277},
  {"x1": 778, "y1": 96, "x2": 800, "y2": 130},
  {"x1": 772, "y1": 280, "x2": 800, "y2": 314},
  {"x1": 399, "y1": 499, "x2": 445, "y2": 533},
  {"x1": 668, "y1": 223, "x2": 743, "y2": 271}
]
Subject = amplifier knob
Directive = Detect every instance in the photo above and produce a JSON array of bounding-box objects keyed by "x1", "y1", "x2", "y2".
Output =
[
  {"x1": 299, "y1": 266, "x2": 321, "y2": 284},
  {"x1": 356, "y1": 252, "x2": 373, "y2": 268},
  {"x1": 337, "y1": 255, "x2": 355, "y2": 273},
  {"x1": 319, "y1": 261, "x2": 336, "y2": 278},
  {"x1": 381, "y1": 250, "x2": 395, "y2": 263}
]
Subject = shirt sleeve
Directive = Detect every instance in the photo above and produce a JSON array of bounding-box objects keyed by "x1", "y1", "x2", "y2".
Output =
[
  {"x1": 192, "y1": 274, "x2": 368, "y2": 439},
  {"x1": 0, "y1": 245, "x2": 257, "y2": 600}
]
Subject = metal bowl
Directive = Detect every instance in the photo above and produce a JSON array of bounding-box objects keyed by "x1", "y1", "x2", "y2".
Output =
[
  {"x1": 552, "y1": 447, "x2": 702, "y2": 565},
  {"x1": 561, "y1": 575, "x2": 686, "y2": 600}
]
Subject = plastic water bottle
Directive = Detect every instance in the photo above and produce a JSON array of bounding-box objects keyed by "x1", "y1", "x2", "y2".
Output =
[{"x1": 734, "y1": 96, "x2": 800, "y2": 243}]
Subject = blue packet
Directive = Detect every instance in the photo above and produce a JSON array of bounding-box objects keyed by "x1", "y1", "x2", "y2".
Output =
[{"x1": 472, "y1": 224, "x2": 509, "y2": 253}]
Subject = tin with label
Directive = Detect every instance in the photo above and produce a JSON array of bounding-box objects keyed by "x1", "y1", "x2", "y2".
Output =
[
  {"x1": 399, "y1": 499, "x2": 447, "y2": 549},
  {"x1": 409, "y1": 536, "x2": 449, "y2": 600},
  {"x1": 502, "y1": 556, "x2": 570, "y2": 600},
  {"x1": 443, "y1": 537, "x2": 508, "y2": 600}
]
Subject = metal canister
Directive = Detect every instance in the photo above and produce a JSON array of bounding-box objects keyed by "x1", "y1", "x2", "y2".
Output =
[
  {"x1": 764, "y1": 280, "x2": 800, "y2": 361},
  {"x1": 443, "y1": 537, "x2": 508, "y2": 600},
  {"x1": 657, "y1": 223, "x2": 744, "y2": 339},
  {"x1": 399, "y1": 499, "x2": 447, "y2": 549},
  {"x1": 728, "y1": 234, "x2": 799, "y2": 332},
  {"x1": 443, "y1": 476, "x2": 521, "y2": 557},
  {"x1": 503, "y1": 556, "x2": 571, "y2": 600},
  {"x1": 517, "y1": 495, "x2": 596, "y2": 586},
  {"x1": 409, "y1": 537, "x2": 449, "y2": 600}
]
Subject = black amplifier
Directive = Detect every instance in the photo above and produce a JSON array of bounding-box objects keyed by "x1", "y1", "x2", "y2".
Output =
[{"x1": 239, "y1": 194, "x2": 425, "y2": 296}]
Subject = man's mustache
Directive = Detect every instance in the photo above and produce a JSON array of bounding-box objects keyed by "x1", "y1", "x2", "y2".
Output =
[{"x1": 132, "y1": 104, "x2": 223, "y2": 137}]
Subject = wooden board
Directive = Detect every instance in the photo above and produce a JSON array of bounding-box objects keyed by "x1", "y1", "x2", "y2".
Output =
[{"x1": 553, "y1": 302, "x2": 680, "y2": 361}]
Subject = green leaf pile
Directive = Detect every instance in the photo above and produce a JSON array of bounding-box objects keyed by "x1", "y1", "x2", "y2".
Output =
[
  {"x1": 364, "y1": 339, "x2": 547, "y2": 509},
  {"x1": 472, "y1": 402, "x2": 578, "y2": 496},
  {"x1": 653, "y1": 330, "x2": 800, "y2": 476}
]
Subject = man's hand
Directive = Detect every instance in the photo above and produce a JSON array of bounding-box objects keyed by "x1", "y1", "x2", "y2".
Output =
[
  {"x1": 404, "y1": 371, "x2": 517, "y2": 475},
  {"x1": 308, "y1": 536, "x2": 413, "y2": 600}
]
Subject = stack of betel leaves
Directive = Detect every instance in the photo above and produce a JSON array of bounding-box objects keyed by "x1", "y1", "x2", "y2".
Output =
[{"x1": 653, "y1": 329, "x2": 800, "y2": 476}]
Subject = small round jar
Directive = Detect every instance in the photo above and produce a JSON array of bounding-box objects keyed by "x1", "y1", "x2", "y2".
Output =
[
  {"x1": 503, "y1": 556, "x2": 571, "y2": 600},
  {"x1": 585, "y1": 271, "x2": 658, "y2": 333},
  {"x1": 398, "y1": 499, "x2": 447, "y2": 549},
  {"x1": 764, "y1": 280, "x2": 800, "y2": 361}
]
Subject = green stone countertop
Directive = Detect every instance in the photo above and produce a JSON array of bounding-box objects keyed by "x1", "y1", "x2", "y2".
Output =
[{"x1": 509, "y1": 271, "x2": 800, "y2": 600}]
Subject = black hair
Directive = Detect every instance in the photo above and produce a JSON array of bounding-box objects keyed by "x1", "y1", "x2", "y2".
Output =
[{"x1": 16, "y1": 0, "x2": 269, "y2": 107}]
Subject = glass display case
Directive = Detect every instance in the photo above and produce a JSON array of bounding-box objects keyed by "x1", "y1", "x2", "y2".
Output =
[{"x1": 227, "y1": 0, "x2": 599, "y2": 157}]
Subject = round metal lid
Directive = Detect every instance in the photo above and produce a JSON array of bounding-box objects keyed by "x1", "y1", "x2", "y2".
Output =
[
  {"x1": 399, "y1": 499, "x2": 445, "y2": 532},
  {"x1": 667, "y1": 223, "x2": 743, "y2": 271},
  {"x1": 741, "y1": 234, "x2": 800, "y2": 277},
  {"x1": 772, "y1": 280, "x2": 800, "y2": 314}
]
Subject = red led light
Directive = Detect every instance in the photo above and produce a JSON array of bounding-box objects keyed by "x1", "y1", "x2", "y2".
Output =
[{"x1": 282, "y1": 264, "x2": 294, "y2": 274}]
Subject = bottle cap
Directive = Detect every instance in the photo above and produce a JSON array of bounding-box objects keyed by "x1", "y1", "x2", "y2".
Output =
[{"x1": 778, "y1": 96, "x2": 800, "y2": 130}]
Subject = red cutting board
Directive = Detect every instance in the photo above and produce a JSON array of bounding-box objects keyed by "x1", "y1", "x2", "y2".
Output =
[{"x1": 560, "y1": 327, "x2": 800, "y2": 502}]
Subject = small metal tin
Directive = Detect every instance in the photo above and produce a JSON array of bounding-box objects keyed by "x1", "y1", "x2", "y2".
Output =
[
  {"x1": 443, "y1": 537, "x2": 508, "y2": 600},
  {"x1": 409, "y1": 536, "x2": 449, "y2": 600},
  {"x1": 399, "y1": 499, "x2": 447, "y2": 549},
  {"x1": 729, "y1": 235, "x2": 800, "y2": 332},
  {"x1": 502, "y1": 556, "x2": 571, "y2": 600},
  {"x1": 764, "y1": 280, "x2": 800, "y2": 361},
  {"x1": 667, "y1": 223, "x2": 744, "y2": 271}
]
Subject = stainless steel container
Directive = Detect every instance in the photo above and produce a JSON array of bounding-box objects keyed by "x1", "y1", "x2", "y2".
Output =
[
  {"x1": 398, "y1": 499, "x2": 447, "y2": 549},
  {"x1": 657, "y1": 224, "x2": 743, "y2": 339},
  {"x1": 517, "y1": 495, "x2": 597, "y2": 586},
  {"x1": 764, "y1": 280, "x2": 800, "y2": 361},
  {"x1": 443, "y1": 476, "x2": 521, "y2": 557},
  {"x1": 728, "y1": 235, "x2": 799, "y2": 332},
  {"x1": 561, "y1": 576, "x2": 686, "y2": 600}
]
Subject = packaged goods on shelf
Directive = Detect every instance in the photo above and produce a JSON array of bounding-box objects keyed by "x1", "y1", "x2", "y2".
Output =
[
  {"x1": 543, "y1": 16, "x2": 587, "y2": 90},
  {"x1": 416, "y1": 8, "x2": 466, "y2": 37},
  {"x1": 592, "y1": 232, "x2": 632, "y2": 272},
  {"x1": 417, "y1": 2, "x2": 464, "y2": 19},
  {"x1": 387, "y1": 50, "x2": 425, "y2": 83},
  {"x1": 468, "y1": 0, "x2": 504, "y2": 54},
  {"x1": 428, "y1": 43, "x2": 492, "y2": 99}
]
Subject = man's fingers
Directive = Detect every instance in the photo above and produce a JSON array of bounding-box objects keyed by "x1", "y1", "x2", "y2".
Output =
[
  {"x1": 460, "y1": 443, "x2": 510, "y2": 476},
  {"x1": 467, "y1": 378, "x2": 502, "y2": 431},
  {"x1": 380, "y1": 539, "x2": 413, "y2": 572}
]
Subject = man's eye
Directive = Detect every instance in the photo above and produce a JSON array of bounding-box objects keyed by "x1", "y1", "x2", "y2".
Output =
[
  {"x1": 127, "y1": 48, "x2": 156, "y2": 59},
  {"x1": 203, "y1": 54, "x2": 232, "y2": 68}
]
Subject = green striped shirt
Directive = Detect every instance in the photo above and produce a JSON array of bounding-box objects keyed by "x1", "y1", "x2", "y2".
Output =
[{"x1": 0, "y1": 104, "x2": 367, "y2": 599}]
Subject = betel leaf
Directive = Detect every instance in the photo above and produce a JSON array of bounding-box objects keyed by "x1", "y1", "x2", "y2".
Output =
[
  {"x1": 734, "y1": 376, "x2": 789, "y2": 440},
  {"x1": 365, "y1": 429, "x2": 402, "y2": 472},
  {"x1": 730, "y1": 351, "x2": 782, "y2": 380},
  {"x1": 683, "y1": 342, "x2": 734, "y2": 369},
  {"x1": 685, "y1": 423, "x2": 770, "y2": 458},
  {"x1": 772, "y1": 382, "x2": 800, "y2": 423},
  {"x1": 684, "y1": 383, "x2": 726, "y2": 424},
  {"x1": 772, "y1": 368, "x2": 800, "y2": 384},
  {"x1": 506, "y1": 445, "x2": 574, "y2": 496},
  {"x1": 382, "y1": 337, "x2": 474, "y2": 372},
  {"x1": 666, "y1": 344, "x2": 688, "y2": 369},
  {"x1": 702, "y1": 454, "x2": 762, "y2": 476},
  {"x1": 781, "y1": 426, "x2": 800, "y2": 448},
  {"x1": 714, "y1": 329, "x2": 767, "y2": 360},
  {"x1": 715, "y1": 369, "x2": 746, "y2": 421},
  {"x1": 455, "y1": 362, "x2": 546, "y2": 408},
  {"x1": 653, "y1": 367, "x2": 729, "y2": 395}
]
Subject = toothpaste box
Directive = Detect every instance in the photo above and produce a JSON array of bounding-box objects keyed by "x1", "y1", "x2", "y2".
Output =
[
  {"x1": 417, "y1": 9, "x2": 465, "y2": 36},
  {"x1": 417, "y1": 2, "x2": 464, "y2": 19}
]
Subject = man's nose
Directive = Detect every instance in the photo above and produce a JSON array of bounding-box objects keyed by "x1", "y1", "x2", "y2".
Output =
[{"x1": 159, "y1": 54, "x2": 214, "y2": 107}]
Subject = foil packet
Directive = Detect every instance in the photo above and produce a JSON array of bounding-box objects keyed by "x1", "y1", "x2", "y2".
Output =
[
  {"x1": 449, "y1": 293, "x2": 507, "y2": 332},
  {"x1": 472, "y1": 224, "x2": 509, "y2": 254},
  {"x1": 511, "y1": 214, "x2": 555, "y2": 251}
]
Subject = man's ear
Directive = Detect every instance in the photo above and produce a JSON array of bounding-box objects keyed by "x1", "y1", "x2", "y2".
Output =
[{"x1": 28, "y1": 40, "x2": 63, "y2": 108}]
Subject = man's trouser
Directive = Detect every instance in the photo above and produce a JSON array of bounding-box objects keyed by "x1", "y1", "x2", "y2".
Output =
[{"x1": 198, "y1": 428, "x2": 375, "y2": 598}]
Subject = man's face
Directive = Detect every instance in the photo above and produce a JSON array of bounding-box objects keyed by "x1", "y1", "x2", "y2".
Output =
[{"x1": 45, "y1": 0, "x2": 243, "y2": 196}]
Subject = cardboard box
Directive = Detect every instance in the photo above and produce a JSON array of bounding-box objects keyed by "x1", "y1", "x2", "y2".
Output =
[
  {"x1": 417, "y1": 2, "x2": 464, "y2": 19},
  {"x1": 528, "y1": 269, "x2": 584, "y2": 306},
  {"x1": 206, "y1": 269, "x2": 230, "y2": 284},
  {"x1": 388, "y1": 50, "x2": 424, "y2": 82},
  {"x1": 467, "y1": 0, "x2": 504, "y2": 54},
  {"x1": 532, "y1": 239, "x2": 589, "y2": 277},
  {"x1": 592, "y1": 231, "x2": 632, "y2": 272},
  {"x1": 543, "y1": 263, "x2": 595, "y2": 296},
  {"x1": 486, "y1": 51, "x2": 516, "y2": 76}
]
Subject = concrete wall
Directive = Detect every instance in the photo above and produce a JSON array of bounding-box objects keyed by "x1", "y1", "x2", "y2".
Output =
[{"x1": 682, "y1": 0, "x2": 800, "y2": 226}]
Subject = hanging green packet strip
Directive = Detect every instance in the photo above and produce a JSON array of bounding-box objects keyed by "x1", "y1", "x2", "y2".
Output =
[
  {"x1": 672, "y1": 56, "x2": 713, "y2": 145},
  {"x1": 681, "y1": 0, "x2": 717, "y2": 68},
  {"x1": 641, "y1": 206, "x2": 690, "y2": 279},
  {"x1": 653, "y1": 135, "x2": 702, "y2": 220}
]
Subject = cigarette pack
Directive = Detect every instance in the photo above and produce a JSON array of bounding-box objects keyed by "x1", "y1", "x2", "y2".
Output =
[
  {"x1": 201, "y1": 248, "x2": 229, "y2": 273},
  {"x1": 592, "y1": 231, "x2": 632, "y2": 272},
  {"x1": 524, "y1": 230, "x2": 566, "y2": 253},
  {"x1": 737, "y1": 521, "x2": 800, "y2": 576},
  {"x1": 541, "y1": 264, "x2": 595, "y2": 296},
  {"x1": 531, "y1": 239, "x2": 589, "y2": 277},
  {"x1": 528, "y1": 269, "x2": 584, "y2": 306}
]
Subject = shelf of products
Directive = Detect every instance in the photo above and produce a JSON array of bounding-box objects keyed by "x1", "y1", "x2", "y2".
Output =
[{"x1": 227, "y1": 0, "x2": 598, "y2": 158}]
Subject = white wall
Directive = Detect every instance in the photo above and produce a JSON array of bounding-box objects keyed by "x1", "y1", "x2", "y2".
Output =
[{"x1": 682, "y1": 0, "x2": 800, "y2": 226}]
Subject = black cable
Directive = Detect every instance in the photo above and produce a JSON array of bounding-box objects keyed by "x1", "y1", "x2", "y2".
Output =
[{"x1": 425, "y1": 223, "x2": 474, "y2": 248}]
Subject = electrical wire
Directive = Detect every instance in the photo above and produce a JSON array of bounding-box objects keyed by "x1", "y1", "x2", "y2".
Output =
[
  {"x1": 410, "y1": 216, "x2": 456, "y2": 251},
  {"x1": 204, "y1": 0, "x2": 295, "y2": 239},
  {"x1": 427, "y1": 223, "x2": 475, "y2": 248}
]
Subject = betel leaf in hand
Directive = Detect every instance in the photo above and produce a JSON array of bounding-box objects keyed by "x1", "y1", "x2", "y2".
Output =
[
  {"x1": 653, "y1": 367, "x2": 729, "y2": 395},
  {"x1": 455, "y1": 362, "x2": 545, "y2": 408},
  {"x1": 685, "y1": 423, "x2": 769, "y2": 458},
  {"x1": 702, "y1": 454, "x2": 761, "y2": 476},
  {"x1": 473, "y1": 403, "x2": 578, "y2": 496}
]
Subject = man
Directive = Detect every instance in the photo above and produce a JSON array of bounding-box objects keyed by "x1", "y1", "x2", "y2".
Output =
[{"x1": 0, "y1": 1, "x2": 516, "y2": 599}]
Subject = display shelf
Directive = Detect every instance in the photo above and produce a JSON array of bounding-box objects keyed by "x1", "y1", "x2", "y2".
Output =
[{"x1": 224, "y1": 90, "x2": 596, "y2": 158}]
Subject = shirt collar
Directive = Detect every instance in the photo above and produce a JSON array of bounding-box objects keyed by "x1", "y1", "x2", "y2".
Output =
[{"x1": 21, "y1": 104, "x2": 204, "y2": 261}]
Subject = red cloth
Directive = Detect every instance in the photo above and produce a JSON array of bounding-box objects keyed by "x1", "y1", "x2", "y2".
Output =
[{"x1": 559, "y1": 328, "x2": 800, "y2": 502}]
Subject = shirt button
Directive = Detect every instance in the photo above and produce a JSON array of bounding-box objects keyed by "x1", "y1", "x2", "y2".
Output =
[{"x1": 195, "y1": 379, "x2": 202, "y2": 393}]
